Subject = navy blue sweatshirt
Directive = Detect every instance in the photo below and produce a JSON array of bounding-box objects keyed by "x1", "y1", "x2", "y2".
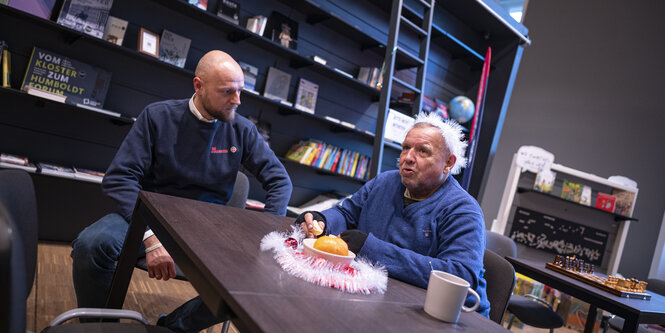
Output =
[{"x1": 102, "y1": 98, "x2": 292, "y2": 220}]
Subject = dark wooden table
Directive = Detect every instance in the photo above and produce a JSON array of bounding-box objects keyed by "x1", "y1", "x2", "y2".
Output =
[
  {"x1": 507, "y1": 257, "x2": 665, "y2": 333},
  {"x1": 107, "y1": 191, "x2": 508, "y2": 332}
]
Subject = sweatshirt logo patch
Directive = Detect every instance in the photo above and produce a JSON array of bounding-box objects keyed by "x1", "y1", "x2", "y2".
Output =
[
  {"x1": 211, "y1": 147, "x2": 228, "y2": 154},
  {"x1": 423, "y1": 229, "x2": 432, "y2": 238}
]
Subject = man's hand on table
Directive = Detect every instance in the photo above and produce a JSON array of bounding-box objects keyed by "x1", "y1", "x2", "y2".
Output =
[{"x1": 144, "y1": 235, "x2": 176, "y2": 281}]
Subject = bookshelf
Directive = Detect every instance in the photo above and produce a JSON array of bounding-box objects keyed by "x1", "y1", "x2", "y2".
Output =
[
  {"x1": 1, "y1": 0, "x2": 527, "y2": 240},
  {"x1": 492, "y1": 152, "x2": 639, "y2": 275}
]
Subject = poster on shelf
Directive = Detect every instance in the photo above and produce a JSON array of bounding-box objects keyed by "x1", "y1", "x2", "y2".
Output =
[
  {"x1": 509, "y1": 206, "x2": 608, "y2": 265},
  {"x1": 20, "y1": 46, "x2": 112, "y2": 108},
  {"x1": 516, "y1": 145, "x2": 554, "y2": 174},
  {"x1": 56, "y1": 0, "x2": 114, "y2": 38},
  {"x1": 384, "y1": 109, "x2": 414, "y2": 144},
  {"x1": 294, "y1": 78, "x2": 318, "y2": 114}
]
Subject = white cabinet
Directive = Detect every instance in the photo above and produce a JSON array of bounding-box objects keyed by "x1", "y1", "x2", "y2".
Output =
[{"x1": 492, "y1": 153, "x2": 638, "y2": 275}]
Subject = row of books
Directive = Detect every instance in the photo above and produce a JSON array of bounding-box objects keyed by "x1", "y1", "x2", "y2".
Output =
[
  {"x1": 0, "y1": 153, "x2": 105, "y2": 183},
  {"x1": 533, "y1": 171, "x2": 635, "y2": 216},
  {"x1": 285, "y1": 140, "x2": 371, "y2": 180},
  {"x1": 357, "y1": 65, "x2": 384, "y2": 89}
]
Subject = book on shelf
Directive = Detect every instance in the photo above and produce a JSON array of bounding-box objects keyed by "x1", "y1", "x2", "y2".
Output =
[
  {"x1": 595, "y1": 192, "x2": 617, "y2": 213},
  {"x1": 248, "y1": 116, "x2": 271, "y2": 147},
  {"x1": 7, "y1": 0, "x2": 58, "y2": 19},
  {"x1": 579, "y1": 185, "x2": 592, "y2": 206},
  {"x1": 25, "y1": 85, "x2": 67, "y2": 103},
  {"x1": 294, "y1": 78, "x2": 318, "y2": 114},
  {"x1": 611, "y1": 189, "x2": 636, "y2": 216},
  {"x1": 324, "y1": 116, "x2": 340, "y2": 124},
  {"x1": 246, "y1": 15, "x2": 267, "y2": 35},
  {"x1": 73, "y1": 166, "x2": 105, "y2": 182},
  {"x1": 0, "y1": 153, "x2": 29, "y2": 166},
  {"x1": 188, "y1": 0, "x2": 207, "y2": 10},
  {"x1": 56, "y1": 0, "x2": 114, "y2": 39},
  {"x1": 334, "y1": 68, "x2": 353, "y2": 79},
  {"x1": 159, "y1": 29, "x2": 191, "y2": 68},
  {"x1": 421, "y1": 95, "x2": 437, "y2": 113},
  {"x1": 265, "y1": 11, "x2": 298, "y2": 50},
  {"x1": 560, "y1": 179, "x2": 582, "y2": 203},
  {"x1": 309, "y1": 55, "x2": 327, "y2": 65},
  {"x1": 21, "y1": 46, "x2": 112, "y2": 108},
  {"x1": 238, "y1": 61, "x2": 258, "y2": 92},
  {"x1": 357, "y1": 67, "x2": 372, "y2": 84},
  {"x1": 37, "y1": 162, "x2": 76, "y2": 179},
  {"x1": 533, "y1": 169, "x2": 556, "y2": 193},
  {"x1": 75, "y1": 102, "x2": 121, "y2": 117},
  {"x1": 2, "y1": 42, "x2": 11, "y2": 88},
  {"x1": 433, "y1": 98, "x2": 449, "y2": 119},
  {"x1": 217, "y1": 0, "x2": 239, "y2": 25},
  {"x1": 0, "y1": 152, "x2": 37, "y2": 172},
  {"x1": 263, "y1": 66, "x2": 291, "y2": 103},
  {"x1": 102, "y1": 15, "x2": 128, "y2": 46},
  {"x1": 340, "y1": 121, "x2": 355, "y2": 129}
]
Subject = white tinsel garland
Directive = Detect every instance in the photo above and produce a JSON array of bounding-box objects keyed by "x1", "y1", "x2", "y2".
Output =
[{"x1": 260, "y1": 226, "x2": 388, "y2": 294}]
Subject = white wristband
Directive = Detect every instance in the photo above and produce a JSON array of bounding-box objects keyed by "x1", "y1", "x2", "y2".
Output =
[
  {"x1": 143, "y1": 229, "x2": 154, "y2": 241},
  {"x1": 145, "y1": 243, "x2": 163, "y2": 254}
]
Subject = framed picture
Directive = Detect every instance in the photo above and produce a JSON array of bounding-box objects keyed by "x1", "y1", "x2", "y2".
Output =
[{"x1": 138, "y1": 27, "x2": 160, "y2": 58}]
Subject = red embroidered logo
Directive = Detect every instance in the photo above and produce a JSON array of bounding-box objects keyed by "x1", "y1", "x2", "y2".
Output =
[
  {"x1": 211, "y1": 147, "x2": 228, "y2": 154},
  {"x1": 230, "y1": 146, "x2": 237, "y2": 153}
]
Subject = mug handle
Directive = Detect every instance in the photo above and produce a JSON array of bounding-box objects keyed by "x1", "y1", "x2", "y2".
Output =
[{"x1": 461, "y1": 288, "x2": 481, "y2": 313}]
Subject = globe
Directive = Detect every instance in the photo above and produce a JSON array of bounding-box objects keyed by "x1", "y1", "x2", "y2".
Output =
[{"x1": 448, "y1": 96, "x2": 475, "y2": 123}]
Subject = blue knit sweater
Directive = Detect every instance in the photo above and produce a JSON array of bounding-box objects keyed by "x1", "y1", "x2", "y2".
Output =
[
  {"x1": 102, "y1": 98, "x2": 292, "y2": 220},
  {"x1": 322, "y1": 170, "x2": 490, "y2": 317}
]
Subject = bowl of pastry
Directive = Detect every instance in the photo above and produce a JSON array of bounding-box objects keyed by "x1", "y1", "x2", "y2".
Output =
[{"x1": 303, "y1": 235, "x2": 356, "y2": 266}]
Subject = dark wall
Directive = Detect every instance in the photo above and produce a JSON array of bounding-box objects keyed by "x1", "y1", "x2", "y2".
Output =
[{"x1": 480, "y1": 0, "x2": 665, "y2": 279}]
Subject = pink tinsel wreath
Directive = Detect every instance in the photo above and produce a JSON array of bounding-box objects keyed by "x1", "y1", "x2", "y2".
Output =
[{"x1": 260, "y1": 226, "x2": 387, "y2": 294}]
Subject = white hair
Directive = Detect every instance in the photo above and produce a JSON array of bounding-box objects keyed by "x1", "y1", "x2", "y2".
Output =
[{"x1": 410, "y1": 112, "x2": 468, "y2": 175}]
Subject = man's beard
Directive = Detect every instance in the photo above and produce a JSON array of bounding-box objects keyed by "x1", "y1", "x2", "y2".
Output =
[{"x1": 210, "y1": 109, "x2": 235, "y2": 122}]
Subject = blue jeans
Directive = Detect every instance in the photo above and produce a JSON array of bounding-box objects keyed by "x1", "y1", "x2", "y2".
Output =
[{"x1": 71, "y1": 213, "x2": 229, "y2": 332}]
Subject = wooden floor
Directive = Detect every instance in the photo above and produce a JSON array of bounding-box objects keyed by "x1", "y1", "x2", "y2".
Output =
[
  {"x1": 29, "y1": 242, "x2": 590, "y2": 333},
  {"x1": 27, "y1": 241, "x2": 234, "y2": 333}
]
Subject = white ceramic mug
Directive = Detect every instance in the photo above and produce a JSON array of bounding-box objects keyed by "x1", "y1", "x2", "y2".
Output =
[{"x1": 424, "y1": 270, "x2": 481, "y2": 323}]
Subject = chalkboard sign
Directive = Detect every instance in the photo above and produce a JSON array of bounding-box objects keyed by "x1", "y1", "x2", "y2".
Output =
[{"x1": 509, "y1": 207, "x2": 609, "y2": 265}]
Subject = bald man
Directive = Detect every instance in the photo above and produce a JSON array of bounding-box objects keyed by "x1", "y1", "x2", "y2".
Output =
[{"x1": 71, "y1": 51, "x2": 292, "y2": 331}]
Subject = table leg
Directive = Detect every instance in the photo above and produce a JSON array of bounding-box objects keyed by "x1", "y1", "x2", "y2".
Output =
[
  {"x1": 584, "y1": 304, "x2": 598, "y2": 333},
  {"x1": 105, "y1": 203, "x2": 148, "y2": 309},
  {"x1": 622, "y1": 316, "x2": 639, "y2": 333}
]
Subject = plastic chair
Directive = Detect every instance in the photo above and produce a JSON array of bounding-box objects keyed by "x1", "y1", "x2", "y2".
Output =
[
  {"x1": 134, "y1": 171, "x2": 249, "y2": 333},
  {"x1": 0, "y1": 169, "x2": 173, "y2": 333},
  {"x1": 483, "y1": 249, "x2": 516, "y2": 324},
  {"x1": 485, "y1": 231, "x2": 564, "y2": 332}
]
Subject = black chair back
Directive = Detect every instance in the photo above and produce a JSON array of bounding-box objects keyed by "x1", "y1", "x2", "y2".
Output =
[
  {"x1": 486, "y1": 230, "x2": 517, "y2": 258},
  {"x1": 0, "y1": 169, "x2": 38, "y2": 293},
  {"x1": 227, "y1": 171, "x2": 249, "y2": 209},
  {"x1": 483, "y1": 249, "x2": 516, "y2": 324},
  {"x1": 0, "y1": 204, "x2": 28, "y2": 333}
]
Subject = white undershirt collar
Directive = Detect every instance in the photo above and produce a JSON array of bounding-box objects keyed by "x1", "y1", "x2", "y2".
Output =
[{"x1": 189, "y1": 94, "x2": 216, "y2": 123}]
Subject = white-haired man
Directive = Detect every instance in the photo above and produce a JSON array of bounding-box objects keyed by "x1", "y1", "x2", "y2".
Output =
[{"x1": 297, "y1": 112, "x2": 490, "y2": 317}]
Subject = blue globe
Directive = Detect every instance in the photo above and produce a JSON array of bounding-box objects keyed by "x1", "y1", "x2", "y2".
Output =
[{"x1": 448, "y1": 96, "x2": 475, "y2": 123}]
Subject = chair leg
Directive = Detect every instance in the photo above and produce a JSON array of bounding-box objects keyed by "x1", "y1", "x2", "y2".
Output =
[
  {"x1": 221, "y1": 320, "x2": 230, "y2": 333},
  {"x1": 506, "y1": 314, "x2": 515, "y2": 329}
]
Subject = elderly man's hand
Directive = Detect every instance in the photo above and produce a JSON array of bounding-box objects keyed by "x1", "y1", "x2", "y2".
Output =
[{"x1": 295, "y1": 211, "x2": 326, "y2": 238}]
